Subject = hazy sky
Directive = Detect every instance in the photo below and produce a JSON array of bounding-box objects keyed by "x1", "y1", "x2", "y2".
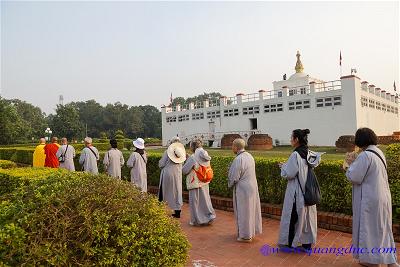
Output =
[{"x1": 1, "y1": 1, "x2": 399, "y2": 114}]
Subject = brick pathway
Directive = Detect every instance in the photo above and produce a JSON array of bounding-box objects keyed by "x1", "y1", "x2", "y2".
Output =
[{"x1": 178, "y1": 204, "x2": 399, "y2": 267}]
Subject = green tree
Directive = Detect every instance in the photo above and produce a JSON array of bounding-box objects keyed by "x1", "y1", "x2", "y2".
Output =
[
  {"x1": 172, "y1": 92, "x2": 222, "y2": 106},
  {"x1": 7, "y1": 99, "x2": 47, "y2": 140},
  {"x1": 72, "y1": 100, "x2": 104, "y2": 138},
  {"x1": 50, "y1": 104, "x2": 84, "y2": 140},
  {"x1": 126, "y1": 106, "x2": 144, "y2": 138},
  {"x1": 140, "y1": 105, "x2": 161, "y2": 138},
  {"x1": 0, "y1": 98, "x2": 29, "y2": 144}
]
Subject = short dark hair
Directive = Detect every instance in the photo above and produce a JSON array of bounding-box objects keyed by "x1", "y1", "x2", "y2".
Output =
[
  {"x1": 354, "y1": 128, "x2": 377, "y2": 148},
  {"x1": 110, "y1": 139, "x2": 118, "y2": 149},
  {"x1": 292, "y1": 129, "x2": 310, "y2": 146}
]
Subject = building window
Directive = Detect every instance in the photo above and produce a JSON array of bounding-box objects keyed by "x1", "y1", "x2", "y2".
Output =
[
  {"x1": 361, "y1": 96, "x2": 368, "y2": 107},
  {"x1": 178, "y1": 114, "x2": 189, "y2": 122},
  {"x1": 277, "y1": 91, "x2": 283, "y2": 97},
  {"x1": 223, "y1": 108, "x2": 239, "y2": 117},
  {"x1": 289, "y1": 89, "x2": 295, "y2": 96},
  {"x1": 382, "y1": 104, "x2": 386, "y2": 112},
  {"x1": 166, "y1": 116, "x2": 176, "y2": 123},
  {"x1": 192, "y1": 112, "x2": 204, "y2": 120},
  {"x1": 206, "y1": 110, "x2": 220, "y2": 119},
  {"x1": 300, "y1": 87, "x2": 306, "y2": 94},
  {"x1": 395, "y1": 107, "x2": 399, "y2": 114},
  {"x1": 369, "y1": 99, "x2": 375, "y2": 108},
  {"x1": 288, "y1": 100, "x2": 310, "y2": 111},
  {"x1": 333, "y1": 96, "x2": 342, "y2": 106},
  {"x1": 316, "y1": 96, "x2": 342, "y2": 108},
  {"x1": 264, "y1": 103, "x2": 283, "y2": 113},
  {"x1": 243, "y1": 106, "x2": 260, "y2": 115},
  {"x1": 376, "y1": 102, "x2": 381, "y2": 110}
]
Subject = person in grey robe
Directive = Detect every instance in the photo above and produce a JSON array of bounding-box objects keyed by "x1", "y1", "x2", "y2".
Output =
[
  {"x1": 278, "y1": 129, "x2": 321, "y2": 251},
  {"x1": 158, "y1": 137, "x2": 186, "y2": 218},
  {"x1": 228, "y1": 138, "x2": 262, "y2": 242},
  {"x1": 79, "y1": 137, "x2": 99, "y2": 174},
  {"x1": 345, "y1": 128, "x2": 398, "y2": 267},
  {"x1": 103, "y1": 139, "x2": 124, "y2": 179},
  {"x1": 56, "y1": 137, "x2": 76, "y2": 171},
  {"x1": 182, "y1": 139, "x2": 216, "y2": 226},
  {"x1": 127, "y1": 138, "x2": 148, "y2": 192}
]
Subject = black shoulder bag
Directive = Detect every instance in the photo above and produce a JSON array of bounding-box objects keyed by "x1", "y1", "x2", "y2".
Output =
[
  {"x1": 365, "y1": 149, "x2": 387, "y2": 170},
  {"x1": 297, "y1": 163, "x2": 321, "y2": 206},
  {"x1": 58, "y1": 145, "x2": 69, "y2": 163}
]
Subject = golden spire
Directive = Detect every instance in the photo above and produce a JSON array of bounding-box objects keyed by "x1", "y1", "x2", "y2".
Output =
[{"x1": 295, "y1": 50, "x2": 304, "y2": 73}]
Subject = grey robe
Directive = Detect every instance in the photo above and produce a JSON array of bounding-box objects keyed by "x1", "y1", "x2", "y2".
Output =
[
  {"x1": 182, "y1": 154, "x2": 216, "y2": 225},
  {"x1": 228, "y1": 150, "x2": 262, "y2": 239},
  {"x1": 56, "y1": 144, "x2": 76, "y2": 171},
  {"x1": 103, "y1": 148, "x2": 124, "y2": 179},
  {"x1": 126, "y1": 151, "x2": 148, "y2": 192},
  {"x1": 79, "y1": 146, "x2": 99, "y2": 174},
  {"x1": 278, "y1": 151, "x2": 321, "y2": 247},
  {"x1": 346, "y1": 145, "x2": 397, "y2": 264},
  {"x1": 158, "y1": 151, "x2": 183, "y2": 211}
]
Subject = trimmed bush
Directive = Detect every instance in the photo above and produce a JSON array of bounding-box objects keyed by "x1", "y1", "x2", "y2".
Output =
[
  {"x1": 0, "y1": 160, "x2": 17, "y2": 169},
  {"x1": 0, "y1": 167, "x2": 67, "y2": 196},
  {"x1": 0, "y1": 169, "x2": 190, "y2": 266},
  {"x1": 387, "y1": 144, "x2": 400, "y2": 221}
]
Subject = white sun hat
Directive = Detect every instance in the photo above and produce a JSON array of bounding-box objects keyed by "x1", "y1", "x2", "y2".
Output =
[
  {"x1": 167, "y1": 142, "x2": 186, "y2": 164},
  {"x1": 133, "y1": 138, "x2": 145, "y2": 149}
]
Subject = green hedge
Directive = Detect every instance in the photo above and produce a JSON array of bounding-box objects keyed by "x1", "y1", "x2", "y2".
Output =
[
  {"x1": 0, "y1": 169, "x2": 189, "y2": 266},
  {"x1": 0, "y1": 160, "x2": 17, "y2": 169},
  {"x1": 386, "y1": 144, "x2": 400, "y2": 221},
  {"x1": 1, "y1": 146, "x2": 399, "y2": 220}
]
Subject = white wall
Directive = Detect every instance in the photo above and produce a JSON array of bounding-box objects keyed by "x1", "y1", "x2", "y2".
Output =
[{"x1": 162, "y1": 76, "x2": 399, "y2": 146}]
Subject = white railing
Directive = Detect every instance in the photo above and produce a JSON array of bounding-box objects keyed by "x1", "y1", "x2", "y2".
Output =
[
  {"x1": 242, "y1": 93, "x2": 260, "y2": 103},
  {"x1": 262, "y1": 90, "x2": 283, "y2": 100},
  {"x1": 209, "y1": 99, "x2": 220, "y2": 107},
  {"x1": 314, "y1": 80, "x2": 341, "y2": 93},
  {"x1": 165, "y1": 80, "x2": 345, "y2": 113},
  {"x1": 287, "y1": 85, "x2": 311, "y2": 96},
  {"x1": 227, "y1": 96, "x2": 237, "y2": 105}
]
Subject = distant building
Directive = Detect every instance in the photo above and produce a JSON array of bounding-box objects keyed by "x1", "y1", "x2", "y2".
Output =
[{"x1": 161, "y1": 51, "x2": 399, "y2": 146}]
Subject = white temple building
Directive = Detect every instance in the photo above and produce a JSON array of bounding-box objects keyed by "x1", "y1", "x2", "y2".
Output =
[{"x1": 161, "y1": 51, "x2": 399, "y2": 147}]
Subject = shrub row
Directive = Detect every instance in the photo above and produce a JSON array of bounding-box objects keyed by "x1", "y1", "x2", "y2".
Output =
[
  {"x1": 1, "y1": 144, "x2": 399, "y2": 220},
  {"x1": 0, "y1": 168, "x2": 190, "y2": 266},
  {"x1": 0, "y1": 160, "x2": 17, "y2": 169}
]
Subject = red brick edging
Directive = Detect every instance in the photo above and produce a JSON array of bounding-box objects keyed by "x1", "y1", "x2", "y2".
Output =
[{"x1": 147, "y1": 186, "x2": 400, "y2": 242}]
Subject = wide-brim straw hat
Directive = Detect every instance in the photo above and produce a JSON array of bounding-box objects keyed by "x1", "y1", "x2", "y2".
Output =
[
  {"x1": 194, "y1": 148, "x2": 211, "y2": 167},
  {"x1": 167, "y1": 142, "x2": 186, "y2": 164},
  {"x1": 133, "y1": 138, "x2": 145, "y2": 149}
]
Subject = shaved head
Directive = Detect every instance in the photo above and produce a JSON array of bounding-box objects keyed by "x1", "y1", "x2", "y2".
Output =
[
  {"x1": 232, "y1": 138, "x2": 246, "y2": 155},
  {"x1": 39, "y1": 138, "x2": 46, "y2": 144}
]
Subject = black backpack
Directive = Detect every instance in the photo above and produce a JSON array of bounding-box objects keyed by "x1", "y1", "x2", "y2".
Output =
[{"x1": 297, "y1": 164, "x2": 321, "y2": 206}]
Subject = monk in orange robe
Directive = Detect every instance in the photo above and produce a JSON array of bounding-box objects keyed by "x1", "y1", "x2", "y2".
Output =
[{"x1": 44, "y1": 137, "x2": 61, "y2": 168}]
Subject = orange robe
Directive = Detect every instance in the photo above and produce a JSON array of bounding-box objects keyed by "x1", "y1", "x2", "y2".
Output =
[{"x1": 44, "y1": 143, "x2": 60, "y2": 168}]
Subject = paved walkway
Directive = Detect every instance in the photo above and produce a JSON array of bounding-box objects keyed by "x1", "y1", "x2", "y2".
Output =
[{"x1": 178, "y1": 204, "x2": 399, "y2": 267}]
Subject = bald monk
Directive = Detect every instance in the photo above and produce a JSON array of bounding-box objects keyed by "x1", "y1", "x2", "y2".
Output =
[
  {"x1": 228, "y1": 138, "x2": 262, "y2": 242},
  {"x1": 44, "y1": 137, "x2": 60, "y2": 168},
  {"x1": 33, "y1": 138, "x2": 46, "y2": 167}
]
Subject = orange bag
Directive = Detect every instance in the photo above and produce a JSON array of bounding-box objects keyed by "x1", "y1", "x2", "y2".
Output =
[{"x1": 194, "y1": 165, "x2": 214, "y2": 183}]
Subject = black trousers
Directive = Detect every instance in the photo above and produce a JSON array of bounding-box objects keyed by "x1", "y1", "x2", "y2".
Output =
[{"x1": 288, "y1": 201, "x2": 311, "y2": 250}]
